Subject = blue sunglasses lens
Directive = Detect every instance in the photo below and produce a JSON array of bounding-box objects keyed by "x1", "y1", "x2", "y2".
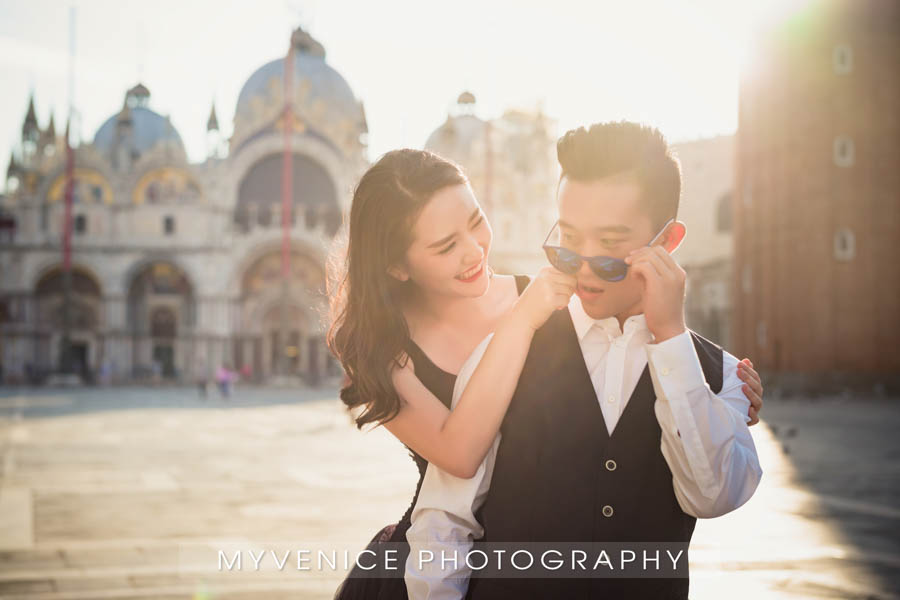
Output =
[
  {"x1": 544, "y1": 247, "x2": 581, "y2": 274},
  {"x1": 545, "y1": 246, "x2": 628, "y2": 281},
  {"x1": 587, "y1": 257, "x2": 628, "y2": 282}
]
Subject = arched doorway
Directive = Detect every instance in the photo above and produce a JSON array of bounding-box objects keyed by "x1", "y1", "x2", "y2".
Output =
[
  {"x1": 127, "y1": 262, "x2": 194, "y2": 380},
  {"x1": 261, "y1": 304, "x2": 308, "y2": 377},
  {"x1": 237, "y1": 249, "x2": 326, "y2": 382},
  {"x1": 34, "y1": 266, "x2": 103, "y2": 382},
  {"x1": 149, "y1": 306, "x2": 177, "y2": 377}
]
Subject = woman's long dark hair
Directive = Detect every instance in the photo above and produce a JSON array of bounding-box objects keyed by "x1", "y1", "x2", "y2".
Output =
[{"x1": 326, "y1": 149, "x2": 468, "y2": 429}]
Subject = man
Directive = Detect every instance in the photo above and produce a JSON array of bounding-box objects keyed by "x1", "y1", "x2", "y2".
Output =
[{"x1": 404, "y1": 121, "x2": 762, "y2": 599}]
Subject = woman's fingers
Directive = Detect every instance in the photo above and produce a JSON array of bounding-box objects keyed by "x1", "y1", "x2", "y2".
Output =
[
  {"x1": 741, "y1": 369, "x2": 763, "y2": 401},
  {"x1": 546, "y1": 272, "x2": 578, "y2": 288},
  {"x1": 743, "y1": 382, "x2": 761, "y2": 408},
  {"x1": 748, "y1": 406, "x2": 759, "y2": 426},
  {"x1": 739, "y1": 361, "x2": 762, "y2": 386}
]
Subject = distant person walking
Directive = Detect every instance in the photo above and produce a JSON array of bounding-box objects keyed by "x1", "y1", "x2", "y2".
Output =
[{"x1": 215, "y1": 364, "x2": 236, "y2": 399}]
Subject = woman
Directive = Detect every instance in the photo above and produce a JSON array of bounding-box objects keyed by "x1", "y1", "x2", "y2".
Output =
[{"x1": 326, "y1": 149, "x2": 764, "y2": 599}]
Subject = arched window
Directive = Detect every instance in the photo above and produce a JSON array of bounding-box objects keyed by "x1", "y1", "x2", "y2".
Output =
[
  {"x1": 833, "y1": 227, "x2": 855, "y2": 261},
  {"x1": 716, "y1": 191, "x2": 732, "y2": 232},
  {"x1": 146, "y1": 181, "x2": 159, "y2": 203},
  {"x1": 833, "y1": 136, "x2": 854, "y2": 167},
  {"x1": 833, "y1": 44, "x2": 853, "y2": 74},
  {"x1": 235, "y1": 153, "x2": 339, "y2": 235}
]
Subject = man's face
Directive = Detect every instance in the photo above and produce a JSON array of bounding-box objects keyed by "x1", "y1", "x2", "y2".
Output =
[{"x1": 556, "y1": 174, "x2": 657, "y2": 320}]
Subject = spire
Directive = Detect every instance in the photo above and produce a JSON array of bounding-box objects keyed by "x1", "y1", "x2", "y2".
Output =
[
  {"x1": 206, "y1": 102, "x2": 219, "y2": 132},
  {"x1": 39, "y1": 112, "x2": 57, "y2": 147},
  {"x1": 6, "y1": 155, "x2": 19, "y2": 179},
  {"x1": 22, "y1": 94, "x2": 39, "y2": 140}
]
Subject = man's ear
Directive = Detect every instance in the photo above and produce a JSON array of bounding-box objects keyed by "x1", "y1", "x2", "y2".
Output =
[
  {"x1": 387, "y1": 264, "x2": 410, "y2": 282},
  {"x1": 662, "y1": 220, "x2": 687, "y2": 254}
]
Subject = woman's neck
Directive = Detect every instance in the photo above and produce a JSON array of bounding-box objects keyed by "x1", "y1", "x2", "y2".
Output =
[{"x1": 406, "y1": 282, "x2": 495, "y2": 336}]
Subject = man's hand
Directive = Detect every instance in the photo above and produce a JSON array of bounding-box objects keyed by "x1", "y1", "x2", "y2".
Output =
[{"x1": 624, "y1": 245, "x2": 686, "y2": 343}]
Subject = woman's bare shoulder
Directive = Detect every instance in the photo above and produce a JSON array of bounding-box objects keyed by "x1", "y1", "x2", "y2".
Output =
[
  {"x1": 489, "y1": 273, "x2": 518, "y2": 294},
  {"x1": 486, "y1": 273, "x2": 521, "y2": 313}
]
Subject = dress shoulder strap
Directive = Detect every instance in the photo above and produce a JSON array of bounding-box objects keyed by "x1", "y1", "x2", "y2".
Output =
[{"x1": 513, "y1": 274, "x2": 531, "y2": 296}]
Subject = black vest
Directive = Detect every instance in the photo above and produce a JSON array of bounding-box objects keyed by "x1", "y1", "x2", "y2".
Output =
[{"x1": 467, "y1": 307, "x2": 724, "y2": 600}]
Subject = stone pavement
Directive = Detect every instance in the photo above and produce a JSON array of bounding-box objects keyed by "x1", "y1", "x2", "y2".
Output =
[{"x1": 0, "y1": 386, "x2": 898, "y2": 599}]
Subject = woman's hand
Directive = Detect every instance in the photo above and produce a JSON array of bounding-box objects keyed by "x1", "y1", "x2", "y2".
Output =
[
  {"x1": 511, "y1": 266, "x2": 577, "y2": 331},
  {"x1": 738, "y1": 358, "x2": 763, "y2": 425}
]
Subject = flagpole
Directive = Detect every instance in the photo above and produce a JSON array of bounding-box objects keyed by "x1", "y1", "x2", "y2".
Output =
[
  {"x1": 279, "y1": 33, "x2": 294, "y2": 377},
  {"x1": 59, "y1": 4, "x2": 76, "y2": 376}
]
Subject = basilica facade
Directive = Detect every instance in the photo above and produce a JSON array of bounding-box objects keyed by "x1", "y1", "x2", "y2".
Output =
[
  {"x1": 0, "y1": 27, "x2": 566, "y2": 386},
  {"x1": 0, "y1": 28, "x2": 368, "y2": 384}
]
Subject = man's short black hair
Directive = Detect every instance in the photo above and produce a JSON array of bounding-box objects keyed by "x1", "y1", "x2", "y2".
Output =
[{"x1": 556, "y1": 121, "x2": 681, "y2": 230}]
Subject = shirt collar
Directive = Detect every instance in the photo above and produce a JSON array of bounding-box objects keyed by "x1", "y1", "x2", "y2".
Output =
[{"x1": 567, "y1": 294, "x2": 651, "y2": 343}]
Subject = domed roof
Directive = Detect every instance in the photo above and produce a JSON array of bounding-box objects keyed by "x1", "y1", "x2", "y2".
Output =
[
  {"x1": 425, "y1": 92, "x2": 489, "y2": 154},
  {"x1": 93, "y1": 84, "x2": 185, "y2": 158},
  {"x1": 425, "y1": 113, "x2": 488, "y2": 154},
  {"x1": 93, "y1": 107, "x2": 185, "y2": 155},
  {"x1": 457, "y1": 90, "x2": 476, "y2": 105},
  {"x1": 234, "y1": 27, "x2": 363, "y2": 129}
]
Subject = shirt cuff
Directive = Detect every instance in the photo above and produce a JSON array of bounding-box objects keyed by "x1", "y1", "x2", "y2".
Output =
[{"x1": 644, "y1": 330, "x2": 707, "y2": 397}]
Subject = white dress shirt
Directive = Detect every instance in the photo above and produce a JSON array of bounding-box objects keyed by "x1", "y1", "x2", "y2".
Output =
[{"x1": 404, "y1": 294, "x2": 763, "y2": 600}]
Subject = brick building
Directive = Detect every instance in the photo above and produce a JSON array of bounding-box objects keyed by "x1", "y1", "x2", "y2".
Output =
[{"x1": 734, "y1": 0, "x2": 900, "y2": 388}]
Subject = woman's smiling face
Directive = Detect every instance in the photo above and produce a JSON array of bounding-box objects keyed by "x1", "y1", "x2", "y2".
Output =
[{"x1": 391, "y1": 183, "x2": 493, "y2": 298}]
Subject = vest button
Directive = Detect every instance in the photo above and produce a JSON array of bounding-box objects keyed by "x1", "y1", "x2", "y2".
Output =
[
  {"x1": 605, "y1": 459, "x2": 617, "y2": 471},
  {"x1": 602, "y1": 504, "x2": 614, "y2": 518}
]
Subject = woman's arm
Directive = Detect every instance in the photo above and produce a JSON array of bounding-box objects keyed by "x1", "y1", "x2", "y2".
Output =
[{"x1": 383, "y1": 267, "x2": 575, "y2": 478}]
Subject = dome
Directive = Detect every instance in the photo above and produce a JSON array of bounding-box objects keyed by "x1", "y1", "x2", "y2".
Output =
[
  {"x1": 425, "y1": 92, "x2": 488, "y2": 154},
  {"x1": 425, "y1": 113, "x2": 488, "y2": 154},
  {"x1": 233, "y1": 27, "x2": 365, "y2": 147},
  {"x1": 93, "y1": 107, "x2": 185, "y2": 156},
  {"x1": 93, "y1": 84, "x2": 185, "y2": 159},
  {"x1": 457, "y1": 90, "x2": 476, "y2": 105}
]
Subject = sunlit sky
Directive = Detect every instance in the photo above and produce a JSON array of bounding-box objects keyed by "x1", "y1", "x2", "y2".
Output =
[{"x1": 1, "y1": 0, "x2": 796, "y2": 177}]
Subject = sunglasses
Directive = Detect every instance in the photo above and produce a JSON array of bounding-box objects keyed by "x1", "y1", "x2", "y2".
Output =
[{"x1": 542, "y1": 218, "x2": 674, "y2": 282}]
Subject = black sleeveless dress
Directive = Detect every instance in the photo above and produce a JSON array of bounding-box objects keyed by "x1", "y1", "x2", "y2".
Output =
[{"x1": 333, "y1": 274, "x2": 531, "y2": 600}]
